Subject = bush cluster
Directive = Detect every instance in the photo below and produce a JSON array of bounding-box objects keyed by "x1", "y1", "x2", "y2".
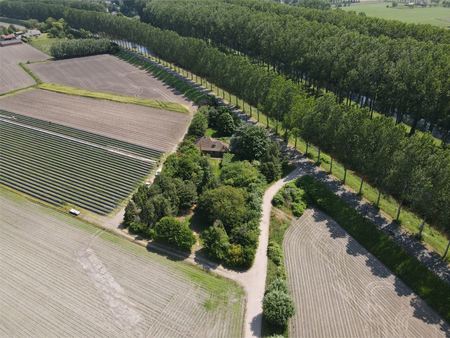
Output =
[
  {"x1": 50, "y1": 38, "x2": 116, "y2": 58},
  {"x1": 263, "y1": 278, "x2": 295, "y2": 328},
  {"x1": 272, "y1": 182, "x2": 307, "y2": 217}
]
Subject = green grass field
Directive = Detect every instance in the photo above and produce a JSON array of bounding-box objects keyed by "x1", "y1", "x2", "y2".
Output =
[
  {"x1": 342, "y1": 3, "x2": 450, "y2": 28},
  {"x1": 29, "y1": 33, "x2": 64, "y2": 55}
]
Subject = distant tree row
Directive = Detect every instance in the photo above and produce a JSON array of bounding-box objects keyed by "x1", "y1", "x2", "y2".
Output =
[
  {"x1": 142, "y1": 0, "x2": 450, "y2": 136},
  {"x1": 50, "y1": 38, "x2": 116, "y2": 58},
  {"x1": 2, "y1": 1, "x2": 449, "y2": 236},
  {"x1": 226, "y1": 0, "x2": 450, "y2": 44}
]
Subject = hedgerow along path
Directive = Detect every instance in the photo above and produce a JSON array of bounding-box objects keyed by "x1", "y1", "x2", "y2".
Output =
[{"x1": 0, "y1": 111, "x2": 162, "y2": 214}]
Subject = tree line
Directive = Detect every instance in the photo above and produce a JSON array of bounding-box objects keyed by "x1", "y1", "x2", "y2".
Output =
[
  {"x1": 142, "y1": 0, "x2": 450, "y2": 138},
  {"x1": 50, "y1": 38, "x2": 116, "y2": 58},
  {"x1": 2, "y1": 1, "x2": 448, "y2": 236},
  {"x1": 226, "y1": 0, "x2": 450, "y2": 44}
]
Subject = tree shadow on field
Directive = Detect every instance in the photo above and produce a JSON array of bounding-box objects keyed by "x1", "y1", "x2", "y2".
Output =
[
  {"x1": 146, "y1": 241, "x2": 190, "y2": 262},
  {"x1": 312, "y1": 209, "x2": 346, "y2": 240},
  {"x1": 410, "y1": 296, "x2": 450, "y2": 337}
]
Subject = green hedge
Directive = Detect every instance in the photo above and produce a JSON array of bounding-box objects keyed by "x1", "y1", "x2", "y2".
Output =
[{"x1": 297, "y1": 175, "x2": 450, "y2": 322}]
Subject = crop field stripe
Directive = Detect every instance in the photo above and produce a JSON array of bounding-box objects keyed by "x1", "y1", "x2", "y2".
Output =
[
  {"x1": 0, "y1": 123, "x2": 152, "y2": 177},
  {"x1": 0, "y1": 138, "x2": 149, "y2": 191},
  {"x1": 1, "y1": 154, "x2": 127, "y2": 203},
  {"x1": 1, "y1": 110, "x2": 163, "y2": 159},
  {"x1": 2, "y1": 118, "x2": 155, "y2": 164},
  {"x1": 0, "y1": 166, "x2": 117, "y2": 212},
  {"x1": 1, "y1": 120, "x2": 157, "y2": 214},
  {"x1": 0, "y1": 121, "x2": 153, "y2": 172}
]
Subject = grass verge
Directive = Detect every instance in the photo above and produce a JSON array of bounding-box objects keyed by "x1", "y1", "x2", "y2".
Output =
[
  {"x1": 28, "y1": 33, "x2": 63, "y2": 55},
  {"x1": 37, "y1": 82, "x2": 190, "y2": 114},
  {"x1": 124, "y1": 47, "x2": 450, "y2": 263},
  {"x1": 298, "y1": 175, "x2": 450, "y2": 323}
]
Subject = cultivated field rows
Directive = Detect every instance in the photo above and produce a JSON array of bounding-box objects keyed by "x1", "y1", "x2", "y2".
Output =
[
  {"x1": 28, "y1": 54, "x2": 194, "y2": 111},
  {"x1": 284, "y1": 209, "x2": 448, "y2": 338},
  {"x1": 0, "y1": 43, "x2": 47, "y2": 94},
  {"x1": 0, "y1": 120, "x2": 155, "y2": 214},
  {"x1": 0, "y1": 89, "x2": 191, "y2": 153},
  {"x1": 0, "y1": 191, "x2": 244, "y2": 337}
]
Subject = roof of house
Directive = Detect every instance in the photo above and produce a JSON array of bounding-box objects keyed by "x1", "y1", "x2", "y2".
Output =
[
  {"x1": 0, "y1": 39, "x2": 22, "y2": 47},
  {"x1": 1, "y1": 34, "x2": 16, "y2": 40},
  {"x1": 195, "y1": 136, "x2": 229, "y2": 153}
]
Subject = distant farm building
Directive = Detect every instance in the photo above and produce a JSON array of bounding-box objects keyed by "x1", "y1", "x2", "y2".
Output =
[{"x1": 195, "y1": 136, "x2": 229, "y2": 157}]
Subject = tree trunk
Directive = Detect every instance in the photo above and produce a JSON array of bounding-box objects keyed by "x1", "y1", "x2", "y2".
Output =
[
  {"x1": 409, "y1": 118, "x2": 418, "y2": 136},
  {"x1": 305, "y1": 142, "x2": 309, "y2": 156},
  {"x1": 329, "y1": 157, "x2": 333, "y2": 173},
  {"x1": 396, "y1": 203, "x2": 402, "y2": 221},
  {"x1": 376, "y1": 190, "x2": 381, "y2": 208},
  {"x1": 443, "y1": 240, "x2": 450, "y2": 260},
  {"x1": 358, "y1": 177, "x2": 364, "y2": 195},
  {"x1": 317, "y1": 148, "x2": 321, "y2": 163},
  {"x1": 294, "y1": 137, "x2": 297, "y2": 149},
  {"x1": 343, "y1": 167, "x2": 347, "y2": 184},
  {"x1": 257, "y1": 109, "x2": 260, "y2": 122},
  {"x1": 250, "y1": 105, "x2": 253, "y2": 117},
  {"x1": 418, "y1": 221, "x2": 425, "y2": 238},
  {"x1": 266, "y1": 115, "x2": 269, "y2": 128}
]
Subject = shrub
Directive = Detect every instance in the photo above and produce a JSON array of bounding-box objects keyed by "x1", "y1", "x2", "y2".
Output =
[
  {"x1": 220, "y1": 161, "x2": 264, "y2": 189},
  {"x1": 216, "y1": 111, "x2": 236, "y2": 136},
  {"x1": 197, "y1": 185, "x2": 248, "y2": 229},
  {"x1": 230, "y1": 124, "x2": 270, "y2": 161},
  {"x1": 263, "y1": 289, "x2": 295, "y2": 328},
  {"x1": 188, "y1": 111, "x2": 208, "y2": 137},
  {"x1": 267, "y1": 278, "x2": 289, "y2": 294},
  {"x1": 201, "y1": 221, "x2": 230, "y2": 261},
  {"x1": 129, "y1": 221, "x2": 148, "y2": 236},
  {"x1": 267, "y1": 241, "x2": 283, "y2": 266},
  {"x1": 291, "y1": 201, "x2": 307, "y2": 217},
  {"x1": 154, "y1": 216, "x2": 196, "y2": 252}
]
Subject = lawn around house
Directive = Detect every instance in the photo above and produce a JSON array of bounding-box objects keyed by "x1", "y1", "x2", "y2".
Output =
[{"x1": 123, "y1": 48, "x2": 450, "y2": 263}]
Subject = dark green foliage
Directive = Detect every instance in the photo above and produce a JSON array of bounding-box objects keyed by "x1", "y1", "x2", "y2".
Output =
[
  {"x1": 220, "y1": 161, "x2": 264, "y2": 188},
  {"x1": 123, "y1": 199, "x2": 139, "y2": 227},
  {"x1": 263, "y1": 289, "x2": 295, "y2": 328},
  {"x1": 50, "y1": 38, "x2": 115, "y2": 59},
  {"x1": 188, "y1": 111, "x2": 208, "y2": 137},
  {"x1": 230, "y1": 125, "x2": 270, "y2": 161},
  {"x1": 197, "y1": 185, "x2": 248, "y2": 230},
  {"x1": 272, "y1": 182, "x2": 307, "y2": 217},
  {"x1": 154, "y1": 216, "x2": 196, "y2": 251},
  {"x1": 298, "y1": 175, "x2": 450, "y2": 322},
  {"x1": 260, "y1": 142, "x2": 283, "y2": 182},
  {"x1": 216, "y1": 110, "x2": 236, "y2": 136},
  {"x1": 129, "y1": 221, "x2": 149, "y2": 237},
  {"x1": 266, "y1": 278, "x2": 289, "y2": 294},
  {"x1": 176, "y1": 179, "x2": 197, "y2": 210},
  {"x1": 201, "y1": 220, "x2": 230, "y2": 261},
  {"x1": 267, "y1": 241, "x2": 283, "y2": 266}
]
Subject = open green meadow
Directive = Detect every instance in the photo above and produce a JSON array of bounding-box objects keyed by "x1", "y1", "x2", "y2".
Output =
[{"x1": 342, "y1": 3, "x2": 450, "y2": 28}]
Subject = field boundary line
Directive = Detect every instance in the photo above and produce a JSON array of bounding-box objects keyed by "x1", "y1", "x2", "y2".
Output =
[
  {"x1": 0, "y1": 117, "x2": 156, "y2": 163},
  {"x1": 37, "y1": 82, "x2": 190, "y2": 114}
]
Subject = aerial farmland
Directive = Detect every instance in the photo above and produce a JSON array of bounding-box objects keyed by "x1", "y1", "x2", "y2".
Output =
[{"x1": 0, "y1": 43, "x2": 47, "y2": 94}]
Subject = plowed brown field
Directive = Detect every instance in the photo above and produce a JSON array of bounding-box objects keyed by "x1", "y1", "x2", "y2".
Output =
[
  {"x1": 0, "y1": 187, "x2": 244, "y2": 337},
  {"x1": 0, "y1": 43, "x2": 47, "y2": 94},
  {"x1": 284, "y1": 208, "x2": 449, "y2": 338},
  {"x1": 0, "y1": 89, "x2": 191, "y2": 152},
  {"x1": 28, "y1": 54, "x2": 194, "y2": 111}
]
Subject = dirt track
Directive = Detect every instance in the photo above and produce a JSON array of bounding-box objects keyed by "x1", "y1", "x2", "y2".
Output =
[
  {"x1": 0, "y1": 188, "x2": 244, "y2": 337},
  {"x1": 0, "y1": 89, "x2": 191, "y2": 152},
  {"x1": 0, "y1": 43, "x2": 47, "y2": 94},
  {"x1": 284, "y1": 208, "x2": 449, "y2": 338},
  {"x1": 29, "y1": 54, "x2": 194, "y2": 111}
]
